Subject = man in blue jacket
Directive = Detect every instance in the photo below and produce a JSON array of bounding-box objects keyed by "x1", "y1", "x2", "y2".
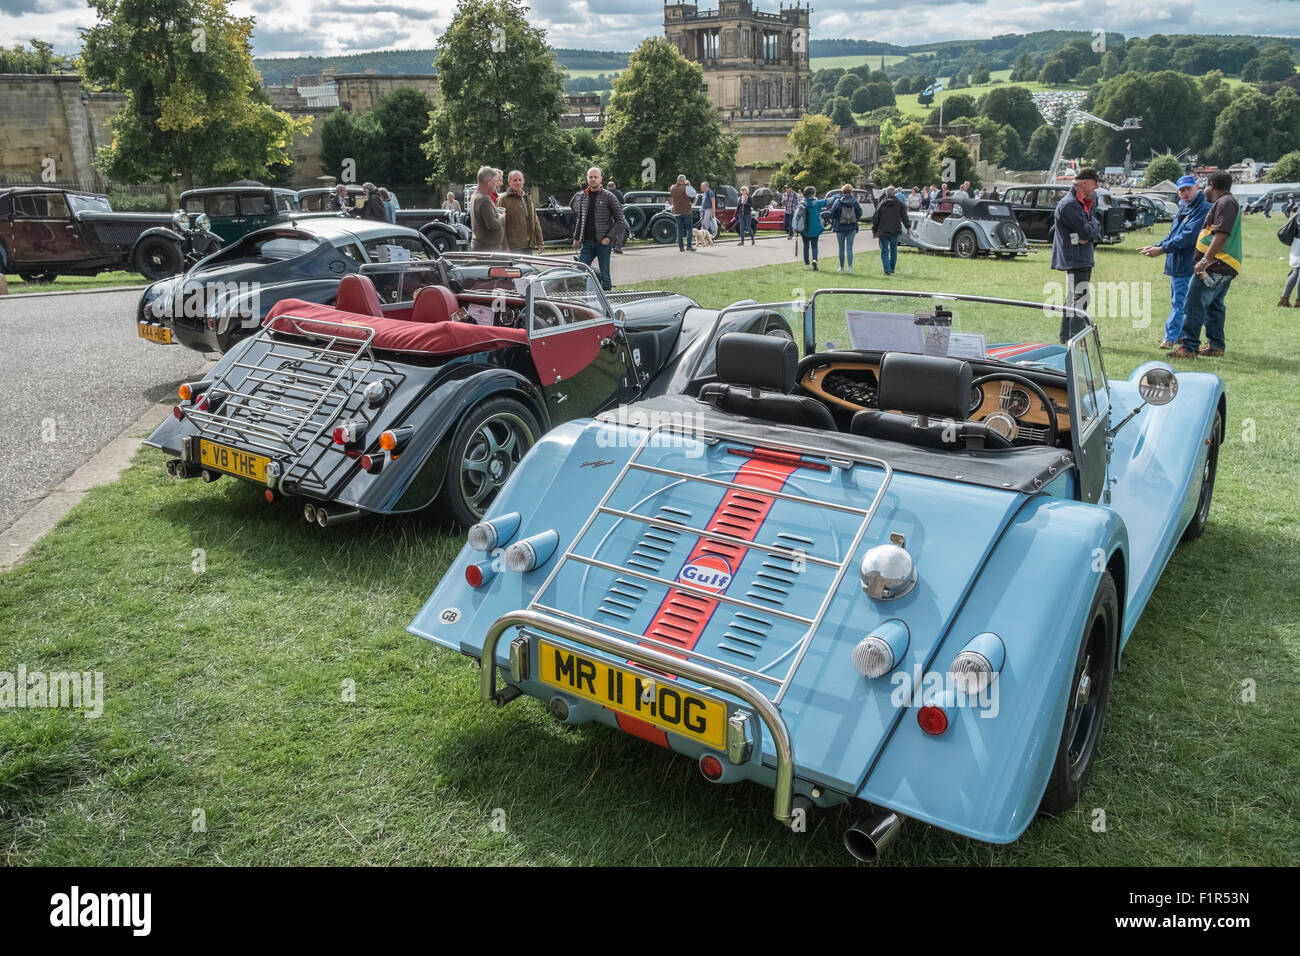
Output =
[
  {"x1": 1140, "y1": 175, "x2": 1211, "y2": 349},
  {"x1": 1051, "y1": 168, "x2": 1104, "y2": 343}
]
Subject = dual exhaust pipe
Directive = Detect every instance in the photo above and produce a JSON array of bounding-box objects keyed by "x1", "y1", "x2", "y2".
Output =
[
  {"x1": 166, "y1": 459, "x2": 204, "y2": 480},
  {"x1": 302, "y1": 502, "x2": 360, "y2": 528}
]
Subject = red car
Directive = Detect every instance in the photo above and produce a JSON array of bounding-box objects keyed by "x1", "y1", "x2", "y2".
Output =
[{"x1": 754, "y1": 203, "x2": 789, "y2": 231}]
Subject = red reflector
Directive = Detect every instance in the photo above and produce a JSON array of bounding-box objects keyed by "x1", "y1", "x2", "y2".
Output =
[
  {"x1": 726, "y1": 446, "x2": 830, "y2": 471},
  {"x1": 699, "y1": 754, "x2": 724, "y2": 781},
  {"x1": 332, "y1": 427, "x2": 347, "y2": 444},
  {"x1": 360, "y1": 454, "x2": 380, "y2": 473},
  {"x1": 173, "y1": 405, "x2": 184, "y2": 420},
  {"x1": 917, "y1": 705, "x2": 949, "y2": 736},
  {"x1": 465, "y1": 563, "x2": 484, "y2": 587},
  {"x1": 264, "y1": 489, "x2": 275, "y2": 503}
]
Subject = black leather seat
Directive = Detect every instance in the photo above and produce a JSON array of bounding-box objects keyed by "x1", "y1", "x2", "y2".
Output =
[
  {"x1": 699, "y1": 332, "x2": 836, "y2": 430},
  {"x1": 851, "y1": 352, "x2": 1010, "y2": 449}
]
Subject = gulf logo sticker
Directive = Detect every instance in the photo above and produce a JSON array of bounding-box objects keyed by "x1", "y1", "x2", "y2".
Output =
[{"x1": 677, "y1": 554, "x2": 734, "y2": 593}]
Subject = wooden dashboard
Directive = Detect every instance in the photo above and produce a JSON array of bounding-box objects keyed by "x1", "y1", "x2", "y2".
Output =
[{"x1": 800, "y1": 358, "x2": 1072, "y2": 433}]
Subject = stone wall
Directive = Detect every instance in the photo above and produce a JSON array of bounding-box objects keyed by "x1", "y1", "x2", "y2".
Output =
[{"x1": 0, "y1": 75, "x2": 125, "y2": 186}]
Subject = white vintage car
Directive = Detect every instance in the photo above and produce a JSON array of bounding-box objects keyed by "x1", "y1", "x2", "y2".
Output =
[{"x1": 902, "y1": 197, "x2": 1030, "y2": 259}]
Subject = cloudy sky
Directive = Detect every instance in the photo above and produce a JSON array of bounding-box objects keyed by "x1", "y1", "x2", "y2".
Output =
[{"x1": 1, "y1": 0, "x2": 1297, "y2": 58}]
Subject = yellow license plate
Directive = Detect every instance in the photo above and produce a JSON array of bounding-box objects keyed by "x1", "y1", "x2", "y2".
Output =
[
  {"x1": 537, "y1": 640, "x2": 727, "y2": 750},
  {"x1": 198, "y1": 441, "x2": 270, "y2": 483},
  {"x1": 137, "y1": 323, "x2": 173, "y2": 344}
]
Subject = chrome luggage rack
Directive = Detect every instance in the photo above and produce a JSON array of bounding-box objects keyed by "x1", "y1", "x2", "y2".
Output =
[
  {"x1": 480, "y1": 419, "x2": 894, "y2": 824},
  {"x1": 183, "y1": 313, "x2": 378, "y2": 486}
]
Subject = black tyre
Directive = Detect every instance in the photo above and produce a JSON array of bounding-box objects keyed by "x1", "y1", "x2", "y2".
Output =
[
  {"x1": 18, "y1": 271, "x2": 58, "y2": 284},
  {"x1": 134, "y1": 237, "x2": 184, "y2": 281},
  {"x1": 952, "y1": 230, "x2": 978, "y2": 259},
  {"x1": 1180, "y1": 411, "x2": 1222, "y2": 543},
  {"x1": 1039, "y1": 570, "x2": 1118, "y2": 815},
  {"x1": 624, "y1": 204, "x2": 647, "y2": 236},
  {"x1": 424, "y1": 230, "x2": 453, "y2": 254},
  {"x1": 997, "y1": 220, "x2": 1023, "y2": 246},
  {"x1": 650, "y1": 216, "x2": 678, "y2": 244},
  {"x1": 439, "y1": 397, "x2": 541, "y2": 527}
]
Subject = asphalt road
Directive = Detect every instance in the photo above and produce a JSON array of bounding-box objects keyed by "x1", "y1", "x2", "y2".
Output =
[{"x1": 0, "y1": 289, "x2": 209, "y2": 535}]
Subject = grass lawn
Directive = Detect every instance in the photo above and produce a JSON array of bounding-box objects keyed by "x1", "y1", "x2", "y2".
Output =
[
  {"x1": 811, "y1": 54, "x2": 908, "y2": 72},
  {"x1": 1, "y1": 216, "x2": 1297, "y2": 865},
  {"x1": 3, "y1": 271, "x2": 148, "y2": 293}
]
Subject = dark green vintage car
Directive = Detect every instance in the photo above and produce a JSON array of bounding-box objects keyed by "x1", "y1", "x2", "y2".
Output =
[{"x1": 180, "y1": 185, "x2": 301, "y2": 243}]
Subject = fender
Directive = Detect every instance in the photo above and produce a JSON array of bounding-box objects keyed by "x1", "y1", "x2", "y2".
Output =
[
  {"x1": 332, "y1": 366, "x2": 550, "y2": 515},
  {"x1": 419, "y1": 221, "x2": 463, "y2": 250},
  {"x1": 131, "y1": 225, "x2": 186, "y2": 253},
  {"x1": 860, "y1": 494, "x2": 1128, "y2": 843}
]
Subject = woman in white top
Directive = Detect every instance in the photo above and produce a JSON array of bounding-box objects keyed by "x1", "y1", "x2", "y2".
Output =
[
  {"x1": 1280, "y1": 212, "x2": 1300, "y2": 307},
  {"x1": 442, "y1": 192, "x2": 462, "y2": 213}
]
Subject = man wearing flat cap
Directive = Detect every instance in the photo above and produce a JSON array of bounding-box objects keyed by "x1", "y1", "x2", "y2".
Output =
[{"x1": 1051, "y1": 168, "x2": 1104, "y2": 343}]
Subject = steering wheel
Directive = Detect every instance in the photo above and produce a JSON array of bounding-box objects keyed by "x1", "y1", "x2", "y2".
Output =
[
  {"x1": 970, "y1": 373, "x2": 1059, "y2": 446},
  {"x1": 532, "y1": 300, "x2": 566, "y2": 331}
]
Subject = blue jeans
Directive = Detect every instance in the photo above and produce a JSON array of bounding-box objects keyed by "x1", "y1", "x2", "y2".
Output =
[
  {"x1": 736, "y1": 216, "x2": 754, "y2": 242},
  {"x1": 878, "y1": 235, "x2": 898, "y2": 273},
  {"x1": 578, "y1": 239, "x2": 612, "y2": 290},
  {"x1": 1164, "y1": 274, "x2": 1191, "y2": 343},
  {"x1": 802, "y1": 235, "x2": 819, "y2": 264},
  {"x1": 675, "y1": 214, "x2": 694, "y2": 250},
  {"x1": 835, "y1": 231, "x2": 856, "y2": 268},
  {"x1": 1180, "y1": 272, "x2": 1233, "y2": 352},
  {"x1": 785, "y1": 211, "x2": 795, "y2": 237}
]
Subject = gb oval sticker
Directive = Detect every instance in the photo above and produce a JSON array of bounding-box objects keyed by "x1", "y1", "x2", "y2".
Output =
[{"x1": 677, "y1": 554, "x2": 733, "y2": 593}]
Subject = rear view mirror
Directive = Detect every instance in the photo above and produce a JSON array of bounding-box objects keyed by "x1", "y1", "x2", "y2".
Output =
[{"x1": 1138, "y1": 367, "x2": 1178, "y2": 406}]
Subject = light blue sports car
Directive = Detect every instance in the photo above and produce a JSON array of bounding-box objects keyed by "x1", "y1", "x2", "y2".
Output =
[{"x1": 409, "y1": 289, "x2": 1224, "y2": 860}]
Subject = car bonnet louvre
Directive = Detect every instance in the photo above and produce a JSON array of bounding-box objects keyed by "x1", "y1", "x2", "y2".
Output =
[{"x1": 528, "y1": 420, "x2": 894, "y2": 706}]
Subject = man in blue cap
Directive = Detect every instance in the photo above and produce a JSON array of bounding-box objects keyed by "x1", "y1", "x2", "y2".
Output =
[{"x1": 1140, "y1": 175, "x2": 1211, "y2": 350}]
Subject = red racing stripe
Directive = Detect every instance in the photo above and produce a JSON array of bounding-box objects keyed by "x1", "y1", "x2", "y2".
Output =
[
  {"x1": 986, "y1": 342, "x2": 1049, "y2": 359},
  {"x1": 615, "y1": 454, "x2": 800, "y2": 745}
]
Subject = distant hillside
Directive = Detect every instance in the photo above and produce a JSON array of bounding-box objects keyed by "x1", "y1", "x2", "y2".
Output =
[
  {"x1": 253, "y1": 31, "x2": 1300, "y2": 86},
  {"x1": 254, "y1": 48, "x2": 629, "y2": 85}
]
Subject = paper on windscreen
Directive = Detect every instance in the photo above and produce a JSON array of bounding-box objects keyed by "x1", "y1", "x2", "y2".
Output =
[
  {"x1": 845, "y1": 311, "x2": 923, "y2": 353},
  {"x1": 922, "y1": 324, "x2": 951, "y2": 356},
  {"x1": 946, "y1": 332, "x2": 987, "y2": 359}
]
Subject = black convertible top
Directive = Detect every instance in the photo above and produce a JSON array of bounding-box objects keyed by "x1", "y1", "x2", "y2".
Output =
[{"x1": 603, "y1": 394, "x2": 1075, "y2": 495}]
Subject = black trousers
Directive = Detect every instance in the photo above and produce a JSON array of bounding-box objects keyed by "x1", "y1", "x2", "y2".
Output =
[{"x1": 1061, "y1": 267, "x2": 1091, "y2": 343}]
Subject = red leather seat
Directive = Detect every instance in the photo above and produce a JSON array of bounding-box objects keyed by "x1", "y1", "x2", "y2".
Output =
[
  {"x1": 410, "y1": 285, "x2": 460, "y2": 324},
  {"x1": 334, "y1": 274, "x2": 383, "y2": 317}
]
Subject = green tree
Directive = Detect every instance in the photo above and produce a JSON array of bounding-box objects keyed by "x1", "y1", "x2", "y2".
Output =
[
  {"x1": 1244, "y1": 43, "x2": 1295, "y2": 82},
  {"x1": 829, "y1": 96, "x2": 855, "y2": 128},
  {"x1": 80, "y1": 0, "x2": 310, "y2": 188},
  {"x1": 871, "y1": 122, "x2": 938, "y2": 187},
  {"x1": 0, "y1": 39, "x2": 72, "y2": 74},
  {"x1": 925, "y1": 93, "x2": 977, "y2": 126},
  {"x1": 936, "y1": 136, "x2": 980, "y2": 188},
  {"x1": 1208, "y1": 88, "x2": 1300, "y2": 166},
  {"x1": 1077, "y1": 66, "x2": 1101, "y2": 86},
  {"x1": 1266, "y1": 150, "x2": 1300, "y2": 183},
  {"x1": 970, "y1": 62, "x2": 990, "y2": 85},
  {"x1": 979, "y1": 85, "x2": 1042, "y2": 142},
  {"x1": 1026, "y1": 125, "x2": 1058, "y2": 169},
  {"x1": 423, "y1": 0, "x2": 576, "y2": 187},
  {"x1": 1009, "y1": 52, "x2": 1037, "y2": 82},
  {"x1": 773, "y1": 114, "x2": 860, "y2": 192},
  {"x1": 598, "y1": 37, "x2": 735, "y2": 188},
  {"x1": 1000, "y1": 125, "x2": 1024, "y2": 169},
  {"x1": 320, "y1": 108, "x2": 383, "y2": 184},
  {"x1": 1100, "y1": 51, "x2": 1121, "y2": 79},
  {"x1": 835, "y1": 74, "x2": 864, "y2": 99},
  {"x1": 369, "y1": 87, "x2": 436, "y2": 186},
  {"x1": 1085, "y1": 71, "x2": 1201, "y2": 165},
  {"x1": 1144, "y1": 154, "x2": 1184, "y2": 186}
]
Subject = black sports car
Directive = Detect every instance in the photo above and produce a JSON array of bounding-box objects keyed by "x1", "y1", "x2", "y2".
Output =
[
  {"x1": 135, "y1": 218, "x2": 437, "y2": 353},
  {"x1": 146, "y1": 253, "x2": 793, "y2": 526}
]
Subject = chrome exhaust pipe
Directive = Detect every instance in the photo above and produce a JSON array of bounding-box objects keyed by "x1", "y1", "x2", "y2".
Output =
[
  {"x1": 167, "y1": 460, "x2": 203, "y2": 479},
  {"x1": 303, "y1": 503, "x2": 317, "y2": 524},
  {"x1": 200, "y1": 469, "x2": 222, "y2": 483},
  {"x1": 316, "y1": 506, "x2": 360, "y2": 528},
  {"x1": 844, "y1": 811, "x2": 903, "y2": 862}
]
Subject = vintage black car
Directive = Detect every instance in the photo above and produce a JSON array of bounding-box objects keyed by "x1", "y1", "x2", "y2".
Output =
[
  {"x1": 621, "y1": 190, "x2": 671, "y2": 238},
  {"x1": 1000, "y1": 184, "x2": 1126, "y2": 245},
  {"x1": 647, "y1": 185, "x2": 741, "y2": 243},
  {"x1": 135, "y1": 217, "x2": 437, "y2": 352},
  {"x1": 180, "y1": 185, "x2": 300, "y2": 243},
  {"x1": 0, "y1": 185, "x2": 221, "y2": 283},
  {"x1": 295, "y1": 187, "x2": 470, "y2": 252},
  {"x1": 146, "y1": 254, "x2": 793, "y2": 526}
]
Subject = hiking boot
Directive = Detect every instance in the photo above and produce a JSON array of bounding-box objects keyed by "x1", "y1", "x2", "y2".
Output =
[
  {"x1": 1279, "y1": 297, "x2": 1291, "y2": 307},
  {"x1": 1166, "y1": 346, "x2": 1198, "y2": 359},
  {"x1": 1199, "y1": 345, "x2": 1225, "y2": 357}
]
